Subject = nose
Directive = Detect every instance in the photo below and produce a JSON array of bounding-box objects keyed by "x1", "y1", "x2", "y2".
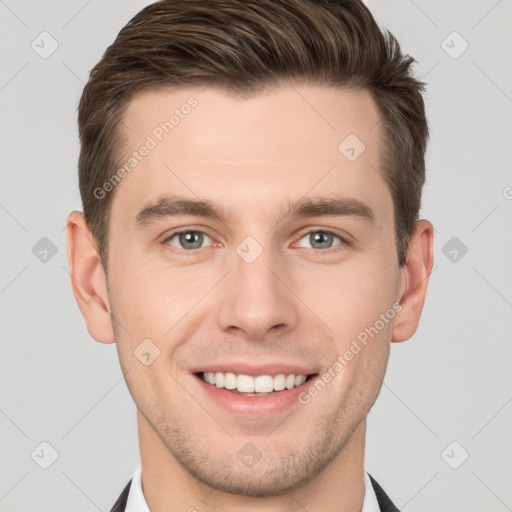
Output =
[{"x1": 216, "y1": 243, "x2": 299, "y2": 341}]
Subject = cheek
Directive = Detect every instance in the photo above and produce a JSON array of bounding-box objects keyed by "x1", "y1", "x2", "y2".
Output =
[
  {"x1": 109, "y1": 263, "x2": 218, "y2": 381},
  {"x1": 303, "y1": 257, "x2": 399, "y2": 344},
  {"x1": 109, "y1": 260, "x2": 203, "y2": 333}
]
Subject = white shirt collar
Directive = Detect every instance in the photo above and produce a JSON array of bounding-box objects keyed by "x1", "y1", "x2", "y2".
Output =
[
  {"x1": 125, "y1": 464, "x2": 149, "y2": 512},
  {"x1": 363, "y1": 471, "x2": 381, "y2": 512},
  {"x1": 125, "y1": 463, "x2": 380, "y2": 512}
]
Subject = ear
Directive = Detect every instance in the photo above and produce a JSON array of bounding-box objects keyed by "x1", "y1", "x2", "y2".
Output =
[
  {"x1": 66, "y1": 211, "x2": 115, "y2": 344},
  {"x1": 392, "y1": 219, "x2": 434, "y2": 343}
]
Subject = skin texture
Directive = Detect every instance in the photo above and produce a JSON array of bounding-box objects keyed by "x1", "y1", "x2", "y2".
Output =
[{"x1": 67, "y1": 83, "x2": 434, "y2": 512}]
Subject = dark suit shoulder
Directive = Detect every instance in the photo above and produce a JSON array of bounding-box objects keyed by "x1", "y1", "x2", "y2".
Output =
[
  {"x1": 368, "y1": 474, "x2": 401, "y2": 512},
  {"x1": 110, "y1": 479, "x2": 132, "y2": 512}
]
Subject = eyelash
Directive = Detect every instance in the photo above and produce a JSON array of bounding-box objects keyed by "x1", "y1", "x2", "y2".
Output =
[{"x1": 161, "y1": 229, "x2": 350, "y2": 253}]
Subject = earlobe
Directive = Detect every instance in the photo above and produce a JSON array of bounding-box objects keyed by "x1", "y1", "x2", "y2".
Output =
[
  {"x1": 66, "y1": 211, "x2": 115, "y2": 344},
  {"x1": 391, "y1": 220, "x2": 434, "y2": 343}
]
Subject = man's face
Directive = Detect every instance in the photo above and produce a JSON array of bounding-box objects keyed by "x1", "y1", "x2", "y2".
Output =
[{"x1": 106, "y1": 84, "x2": 403, "y2": 494}]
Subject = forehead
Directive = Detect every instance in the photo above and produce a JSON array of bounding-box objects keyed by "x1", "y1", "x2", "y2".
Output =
[
  {"x1": 111, "y1": 83, "x2": 391, "y2": 228},
  {"x1": 121, "y1": 84, "x2": 381, "y2": 158}
]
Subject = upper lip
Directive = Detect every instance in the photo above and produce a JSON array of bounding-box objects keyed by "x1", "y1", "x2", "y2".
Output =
[{"x1": 190, "y1": 362, "x2": 318, "y2": 377}]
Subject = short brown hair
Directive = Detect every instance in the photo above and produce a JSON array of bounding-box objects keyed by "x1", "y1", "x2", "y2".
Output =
[{"x1": 78, "y1": 0, "x2": 428, "y2": 270}]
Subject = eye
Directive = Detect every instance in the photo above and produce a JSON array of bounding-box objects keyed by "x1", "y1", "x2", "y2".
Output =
[
  {"x1": 295, "y1": 230, "x2": 347, "y2": 250},
  {"x1": 164, "y1": 230, "x2": 213, "y2": 250}
]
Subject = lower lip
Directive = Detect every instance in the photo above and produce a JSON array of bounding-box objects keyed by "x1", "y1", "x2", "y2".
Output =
[{"x1": 194, "y1": 374, "x2": 317, "y2": 416}]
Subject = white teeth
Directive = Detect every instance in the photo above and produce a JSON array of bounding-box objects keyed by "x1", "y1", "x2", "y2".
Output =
[
  {"x1": 254, "y1": 375, "x2": 274, "y2": 393},
  {"x1": 295, "y1": 374, "x2": 307, "y2": 387},
  {"x1": 236, "y1": 374, "x2": 255, "y2": 393},
  {"x1": 224, "y1": 372, "x2": 237, "y2": 390},
  {"x1": 273, "y1": 374, "x2": 286, "y2": 391},
  {"x1": 201, "y1": 372, "x2": 310, "y2": 393},
  {"x1": 215, "y1": 371, "x2": 224, "y2": 388},
  {"x1": 285, "y1": 374, "x2": 295, "y2": 389}
]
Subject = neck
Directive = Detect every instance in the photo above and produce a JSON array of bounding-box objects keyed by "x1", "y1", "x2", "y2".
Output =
[{"x1": 138, "y1": 410, "x2": 367, "y2": 512}]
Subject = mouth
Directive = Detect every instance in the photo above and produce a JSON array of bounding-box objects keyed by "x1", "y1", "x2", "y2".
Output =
[
  {"x1": 190, "y1": 363, "x2": 320, "y2": 416},
  {"x1": 195, "y1": 371, "x2": 317, "y2": 396}
]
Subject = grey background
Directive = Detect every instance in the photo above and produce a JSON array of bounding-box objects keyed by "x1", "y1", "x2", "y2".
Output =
[{"x1": 0, "y1": 0, "x2": 511, "y2": 511}]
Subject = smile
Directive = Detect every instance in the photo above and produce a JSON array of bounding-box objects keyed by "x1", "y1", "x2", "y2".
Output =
[
  {"x1": 191, "y1": 363, "x2": 319, "y2": 415},
  {"x1": 200, "y1": 371, "x2": 311, "y2": 395}
]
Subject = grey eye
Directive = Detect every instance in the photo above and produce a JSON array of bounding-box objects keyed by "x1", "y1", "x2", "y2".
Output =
[
  {"x1": 298, "y1": 231, "x2": 342, "y2": 250},
  {"x1": 167, "y1": 231, "x2": 212, "y2": 250}
]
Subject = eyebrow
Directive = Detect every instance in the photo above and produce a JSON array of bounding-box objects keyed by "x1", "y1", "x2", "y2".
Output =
[{"x1": 135, "y1": 194, "x2": 375, "y2": 227}]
